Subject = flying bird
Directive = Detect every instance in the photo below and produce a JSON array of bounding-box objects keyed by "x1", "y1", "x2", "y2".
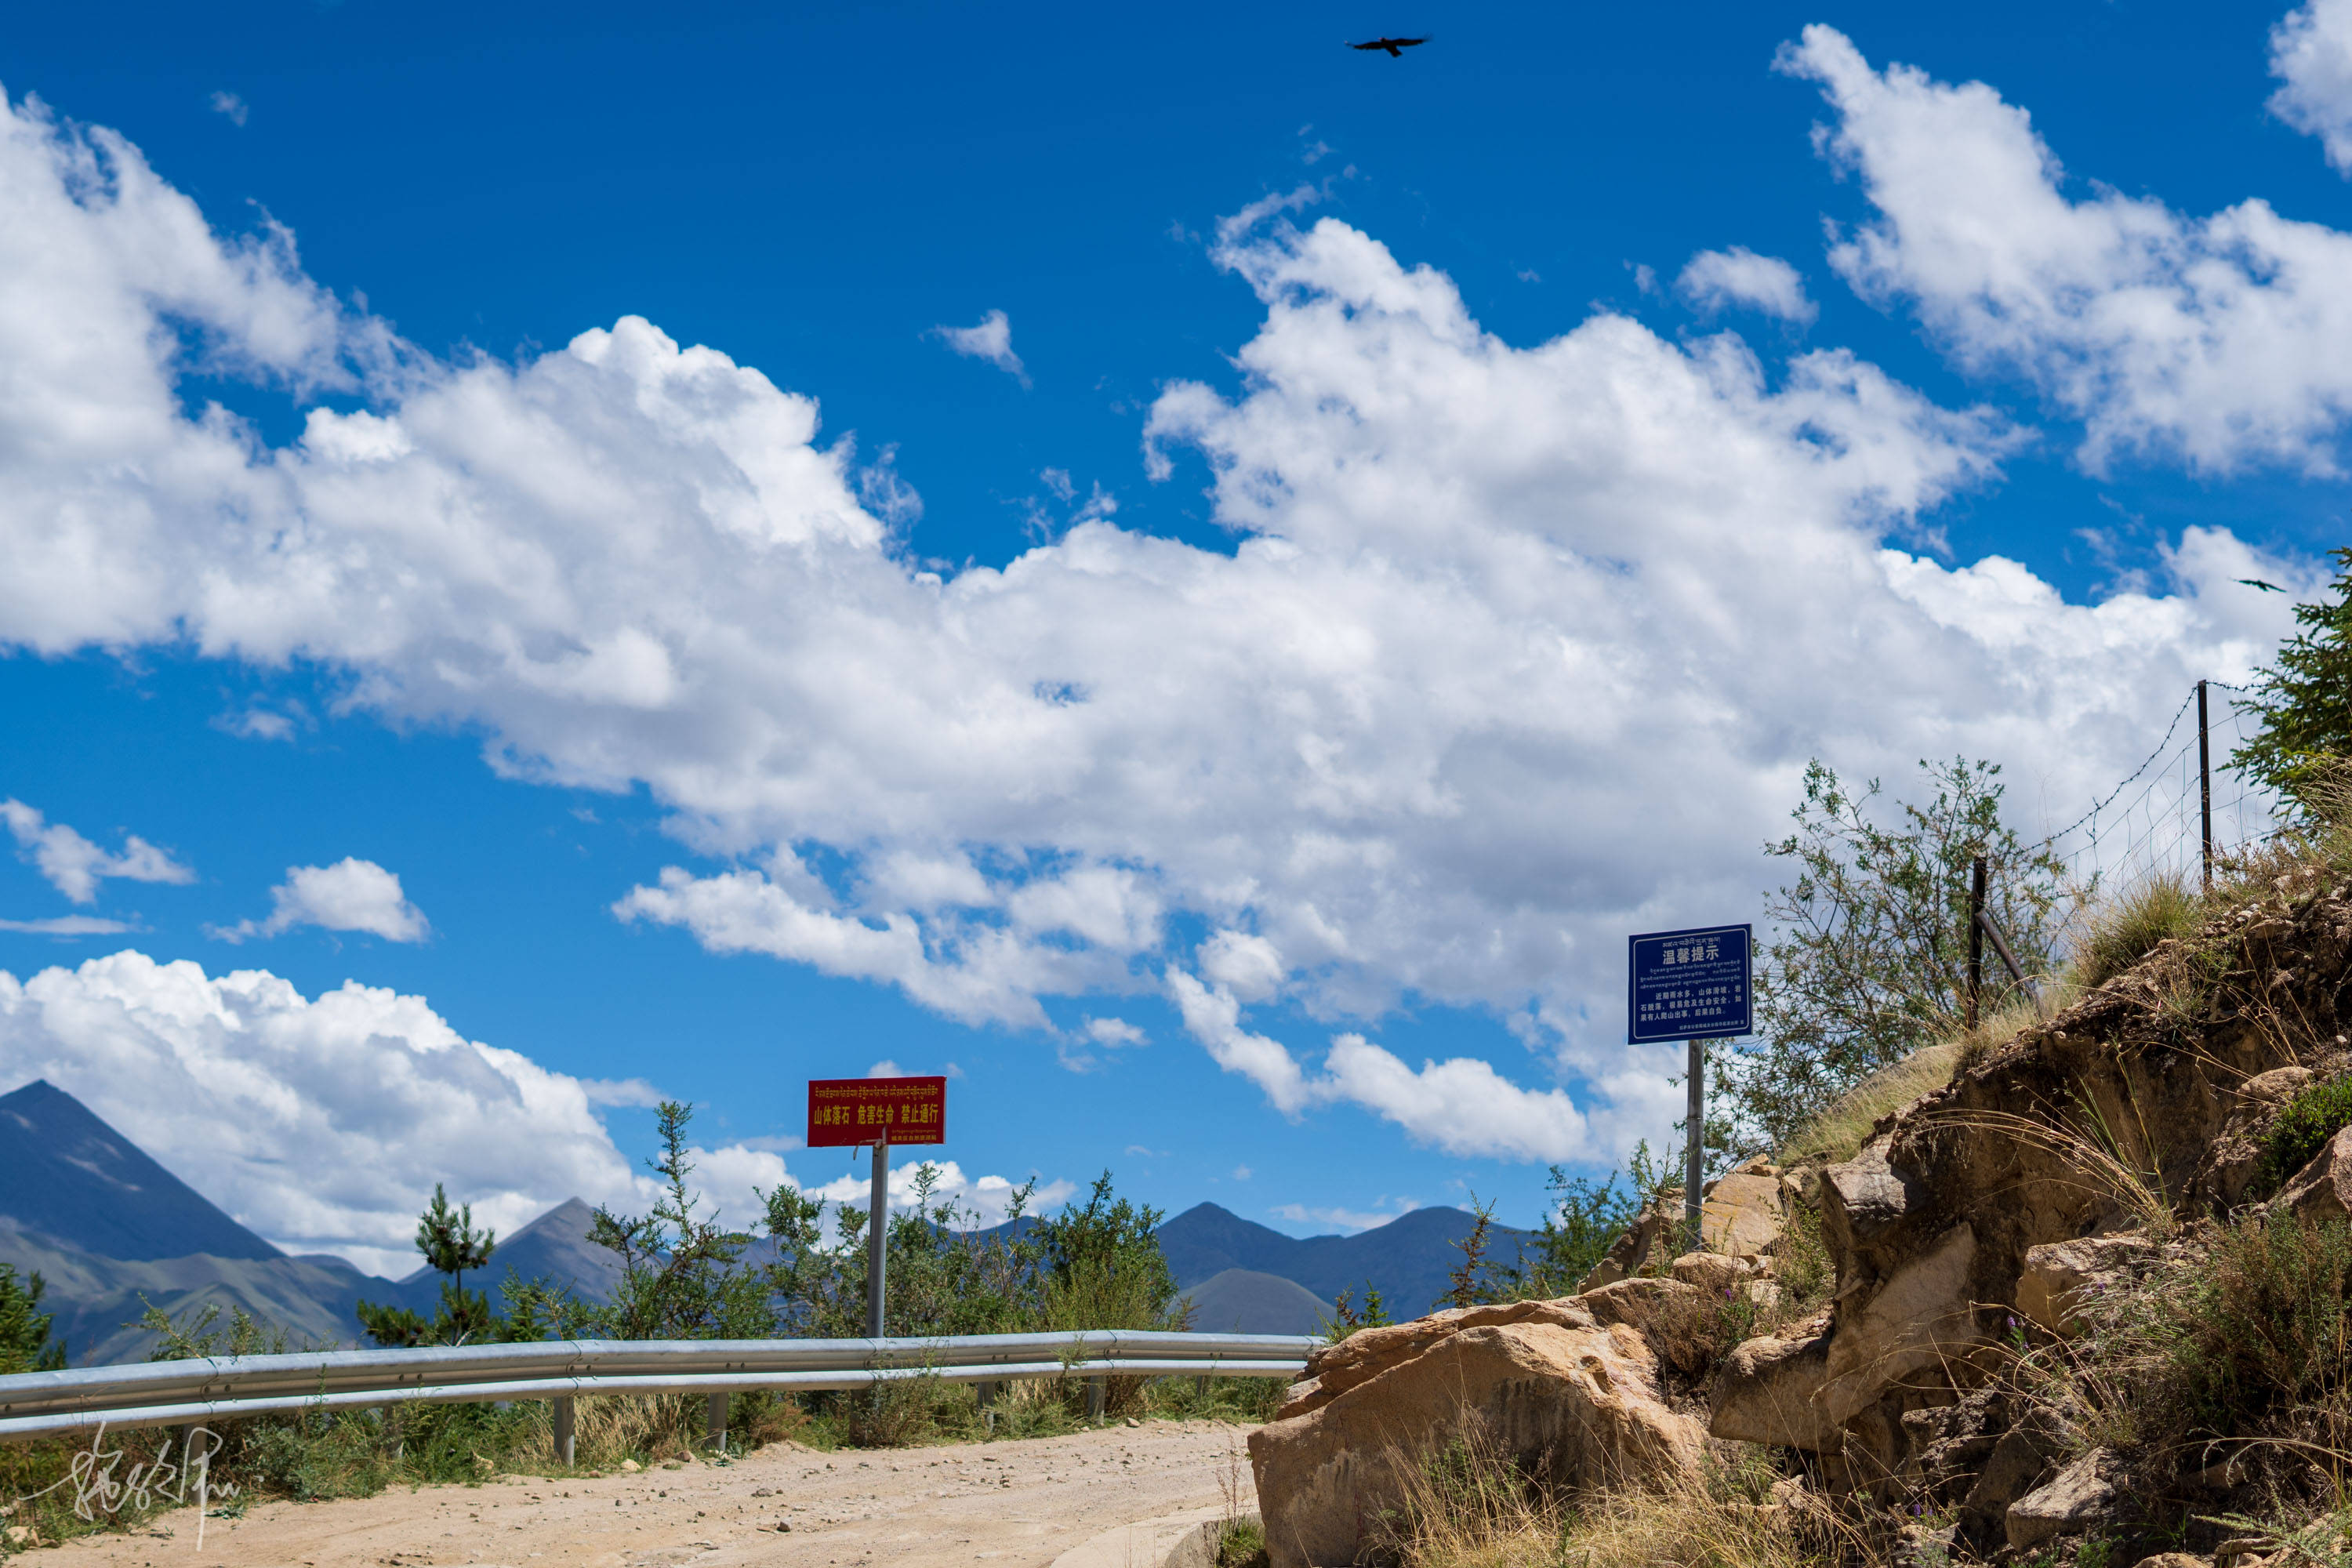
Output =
[
  {"x1": 1348, "y1": 36, "x2": 1428, "y2": 56},
  {"x1": 2239, "y1": 578, "x2": 2285, "y2": 592}
]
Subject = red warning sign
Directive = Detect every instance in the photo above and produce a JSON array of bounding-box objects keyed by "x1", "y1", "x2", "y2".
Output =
[{"x1": 806, "y1": 1076, "x2": 946, "y2": 1149}]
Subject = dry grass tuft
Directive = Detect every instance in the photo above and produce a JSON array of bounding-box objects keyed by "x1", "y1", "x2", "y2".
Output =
[
  {"x1": 1370, "y1": 1418, "x2": 1835, "y2": 1568},
  {"x1": 2072, "y1": 869, "x2": 2203, "y2": 993},
  {"x1": 1776, "y1": 1042, "x2": 1966, "y2": 1168}
]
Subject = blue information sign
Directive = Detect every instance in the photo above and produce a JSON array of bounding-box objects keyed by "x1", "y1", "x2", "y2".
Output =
[{"x1": 1628, "y1": 924, "x2": 1752, "y2": 1044}]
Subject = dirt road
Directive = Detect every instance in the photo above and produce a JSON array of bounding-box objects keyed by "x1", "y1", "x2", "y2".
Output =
[{"x1": 42, "y1": 1421, "x2": 1257, "y2": 1568}]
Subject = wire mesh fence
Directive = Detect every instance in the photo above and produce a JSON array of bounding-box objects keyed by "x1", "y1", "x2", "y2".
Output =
[{"x1": 2037, "y1": 680, "x2": 2281, "y2": 956}]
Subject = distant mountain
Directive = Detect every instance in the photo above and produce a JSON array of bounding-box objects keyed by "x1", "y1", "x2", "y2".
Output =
[
  {"x1": 1157, "y1": 1203, "x2": 1536, "y2": 1319},
  {"x1": 0, "y1": 1080, "x2": 278, "y2": 1261},
  {"x1": 0, "y1": 1079, "x2": 1543, "y2": 1363},
  {"x1": 1155, "y1": 1203, "x2": 1301, "y2": 1283},
  {"x1": 389, "y1": 1196, "x2": 624, "y2": 1313},
  {"x1": 1177, "y1": 1269, "x2": 1332, "y2": 1336},
  {"x1": 0, "y1": 1079, "x2": 626, "y2": 1363},
  {"x1": 0, "y1": 1217, "x2": 391, "y2": 1367}
]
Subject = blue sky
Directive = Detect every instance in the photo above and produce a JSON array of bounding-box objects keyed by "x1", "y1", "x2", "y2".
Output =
[{"x1": 0, "y1": 0, "x2": 2347, "y2": 1276}]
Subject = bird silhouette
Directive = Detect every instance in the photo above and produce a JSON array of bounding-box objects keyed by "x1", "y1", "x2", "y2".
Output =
[
  {"x1": 1348, "y1": 36, "x2": 1428, "y2": 56},
  {"x1": 2239, "y1": 578, "x2": 2285, "y2": 592}
]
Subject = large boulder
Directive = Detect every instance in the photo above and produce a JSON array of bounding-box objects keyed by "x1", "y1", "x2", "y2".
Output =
[
  {"x1": 1710, "y1": 1221, "x2": 1981, "y2": 1451},
  {"x1": 2016, "y1": 1235, "x2": 2155, "y2": 1334},
  {"x1": 2281, "y1": 1124, "x2": 2352, "y2": 1223},
  {"x1": 2005, "y1": 1450, "x2": 2121, "y2": 1549},
  {"x1": 1701, "y1": 1163, "x2": 1786, "y2": 1257},
  {"x1": 1277, "y1": 1297, "x2": 1603, "y2": 1420},
  {"x1": 1249, "y1": 1318, "x2": 1704, "y2": 1568},
  {"x1": 1710, "y1": 1322, "x2": 1839, "y2": 1450}
]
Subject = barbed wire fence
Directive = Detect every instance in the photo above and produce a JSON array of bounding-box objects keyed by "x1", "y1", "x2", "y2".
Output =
[{"x1": 2035, "y1": 679, "x2": 2281, "y2": 956}]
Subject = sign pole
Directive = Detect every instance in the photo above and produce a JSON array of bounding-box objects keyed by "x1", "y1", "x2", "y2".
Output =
[
  {"x1": 1685, "y1": 1039, "x2": 1704, "y2": 1240},
  {"x1": 866, "y1": 1126, "x2": 890, "y2": 1338}
]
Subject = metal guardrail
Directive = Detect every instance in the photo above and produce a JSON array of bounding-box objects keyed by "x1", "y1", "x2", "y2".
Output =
[{"x1": 0, "y1": 1330, "x2": 1317, "y2": 1455}]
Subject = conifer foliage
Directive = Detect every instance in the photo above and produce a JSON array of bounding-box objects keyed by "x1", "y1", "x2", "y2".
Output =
[
  {"x1": 356, "y1": 1184, "x2": 502, "y2": 1347},
  {"x1": 2234, "y1": 546, "x2": 2352, "y2": 805},
  {"x1": 0, "y1": 1263, "x2": 65, "y2": 1374}
]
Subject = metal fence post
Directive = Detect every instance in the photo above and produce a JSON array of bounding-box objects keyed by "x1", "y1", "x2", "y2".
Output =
[
  {"x1": 706, "y1": 1392, "x2": 729, "y2": 1454},
  {"x1": 553, "y1": 1396, "x2": 575, "y2": 1468},
  {"x1": 1966, "y1": 855, "x2": 1987, "y2": 1030},
  {"x1": 1086, "y1": 1375, "x2": 1105, "y2": 1420},
  {"x1": 2199, "y1": 678, "x2": 2214, "y2": 892}
]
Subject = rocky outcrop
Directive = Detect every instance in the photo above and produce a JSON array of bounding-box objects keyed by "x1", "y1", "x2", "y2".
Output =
[
  {"x1": 2005, "y1": 1450, "x2": 2122, "y2": 1548},
  {"x1": 1275, "y1": 1296, "x2": 1605, "y2": 1421},
  {"x1": 1258, "y1": 866, "x2": 2352, "y2": 1564},
  {"x1": 2016, "y1": 1235, "x2": 2157, "y2": 1334},
  {"x1": 1708, "y1": 1220, "x2": 1980, "y2": 1466},
  {"x1": 1700, "y1": 1162, "x2": 1786, "y2": 1257},
  {"x1": 1700, "y1": 869, "x2": 2352, "y2": 1492},
  {"x1": 1248, "y1": 1308, "x2": 1703, "y2": 1568},
  {"x1": 2281, "y1": 1123, "x2": 2352, "y2": 1221},
  {"x1": 1576, "y1": 1156, "x2": 1785, "y2": 1290}
]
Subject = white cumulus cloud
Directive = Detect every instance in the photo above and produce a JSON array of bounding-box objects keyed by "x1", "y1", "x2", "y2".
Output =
[
  {"x1": 1082, "y1": 1016, "x2": 1146, "y2": 1047},
  {"x1": 0, "y1": 800, "x2": 194, "y2": 906},
  {"x1": 0, "y1": 950, "x2": 1056, "y2": 1276},
  {"x1": 0, "y1": 85, "x2": 2318, "y2": 1168},
  {"x1": 1675, "y1": 245, "x2": 1816, "y2": 323},
  {"x1": 216, "y1": 858, "x2": 430, "y2": 944},
  {"x1": 1783, "y1": 24, "x2": 2352, "y2": 473},
  {"x1": 2272, "y1": 0, "x2": 2352, "y2": 174},
  {"x1": 931, "y1": 309, "x2": 1028, "y2": 385}
]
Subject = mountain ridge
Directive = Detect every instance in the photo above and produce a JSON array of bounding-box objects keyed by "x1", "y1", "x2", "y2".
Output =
[{"x1": 0, "y1": 1080, "x2": 1544, "y2": 1356}]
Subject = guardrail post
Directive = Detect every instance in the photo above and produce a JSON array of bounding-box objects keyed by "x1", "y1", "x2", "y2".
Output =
[
  {"x1": 1086, "y1": 1375, "x2": 1105, "y2": 1420},
  {"x1": 553, "y1": 1397, "x2": 575, "y2": 1468},
  {"x1": 705, "y1": 1391, "x2": 728, "y2": 1454}
]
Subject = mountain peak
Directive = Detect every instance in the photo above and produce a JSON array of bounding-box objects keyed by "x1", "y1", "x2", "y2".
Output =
[{"x1": 0, "y1": 1080, "x2": 281, "y2": 1262}]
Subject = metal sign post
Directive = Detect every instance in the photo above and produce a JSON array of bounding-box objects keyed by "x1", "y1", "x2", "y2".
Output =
[
  {"x1": 807, "y1": 1076, "x2": 948, "y2": 1341},
  {"x1": 1627, "y1": 925, "x2": 1753, "y2": 1241},
  {"x1": 866, "y1": 1127, "x2": 890, "y2": 1338}
]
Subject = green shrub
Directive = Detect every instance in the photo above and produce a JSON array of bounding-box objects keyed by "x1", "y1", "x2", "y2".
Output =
[
  {"x1": 2259, "y1": 1076, "x2": 2352, "y2": 1190},
  {"x1": 2174, "y1": 1214, "x2": 2352, "y2": 1426},
  {"x1": 1217, "y1": 1517, "x2": 1270, "y2": 1568},
  {"x1": 2074, "y1": 870, "x2": 2201, "y2": 992},
  {"x1": 2076, "y1": 1212, "x2": 2352, "y2": 1457},
  {"x1": 0, "y1": 1264, "x2": 65, "y2": 1374}
]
